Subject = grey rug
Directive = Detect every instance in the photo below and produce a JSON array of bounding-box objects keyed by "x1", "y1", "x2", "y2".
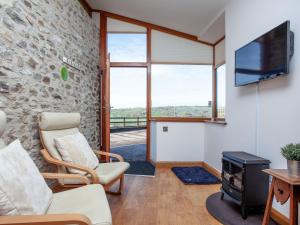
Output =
[
  {"x1": 111, "y1": 144, "x2": 146, "y2": 161},
  {"x1": 206, "y1": 192, "x2": 278, "y2": 225},
  {"x1": 111, "y1": 144, "x2": 155, "y2": 176}
]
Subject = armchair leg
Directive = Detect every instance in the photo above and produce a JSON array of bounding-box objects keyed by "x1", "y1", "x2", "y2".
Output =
[
  {"x1": 118, "y1": 175, "x2": 124, "y2": 193},
  {"x1": 105, "y1": 175, "x2": 124, "y2": 195}
]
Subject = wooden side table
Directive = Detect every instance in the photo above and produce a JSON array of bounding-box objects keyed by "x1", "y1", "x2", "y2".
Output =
[{"x1": 262, "y1": 169, "x2": 300, "y2": 225}]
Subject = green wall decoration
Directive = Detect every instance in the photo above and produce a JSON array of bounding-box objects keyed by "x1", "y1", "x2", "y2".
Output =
[{"x1": 60, "y1": 66, "x2": 69, "y2": 81}]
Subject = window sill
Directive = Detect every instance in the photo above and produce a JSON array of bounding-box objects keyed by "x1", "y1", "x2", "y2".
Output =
[
  {"x1": 150, "y1": 117, "x2": 210, "y2": 123},
  {"x1": 204, "y1": 119, "x2": 227, "y2": 125}
]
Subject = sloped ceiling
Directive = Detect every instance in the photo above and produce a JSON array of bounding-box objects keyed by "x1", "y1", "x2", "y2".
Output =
[
  {"x1": 87, "y1": 0, "x2": 228, "y2": 43},
  {"x1": 198, "y1": 11, "x2": 225, "y2": 43}
]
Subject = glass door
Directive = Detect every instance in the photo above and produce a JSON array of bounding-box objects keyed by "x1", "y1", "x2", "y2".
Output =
[{"x1": 110, "y1": 67, "x2": 147, "y2": 162}]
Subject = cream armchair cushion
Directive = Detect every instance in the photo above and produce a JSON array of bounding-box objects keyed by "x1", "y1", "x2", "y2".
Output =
[
  {"x1": 94, "y1": 162, "x2": 130, "y2": 185},
  {"x1": 47, "y1": 184, "x2": 112, "y2": 225},
  {"x1": 54, "y1": 132, "x2": 99, "y2": 175},
  {"x1": 0, "y1": 140, "x2": 53, "y2": 215},
  {"x1": 39, "y1": 112, "x2": 81, "y2": 131}
]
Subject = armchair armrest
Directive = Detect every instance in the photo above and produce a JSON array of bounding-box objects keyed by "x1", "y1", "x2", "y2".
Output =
[
  {"x1": 0, "y1": 214, "x2": 91, "y2": 225},
  {"x1": 41, "y1": 173, "x2": 90, "y2": 185},
  {"x1": 40, "y1": 149, "x2": 99, "y2": 184},
  {"x1": 93, "y1": 150, "x2": 124, "y2": 162}
]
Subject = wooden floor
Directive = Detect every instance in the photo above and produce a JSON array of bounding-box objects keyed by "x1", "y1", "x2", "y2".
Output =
[{"x1": 108, "y1": 167, "x2": 222, "y2": 225}]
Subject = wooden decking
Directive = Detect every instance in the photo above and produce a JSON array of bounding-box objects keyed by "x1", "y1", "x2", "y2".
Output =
[
  {"x1": 110, "y1": 129, "x2": 146, "y2": 148},
  {"x1": 108, "y1": 167, "x2": 221, "y2": 225}
]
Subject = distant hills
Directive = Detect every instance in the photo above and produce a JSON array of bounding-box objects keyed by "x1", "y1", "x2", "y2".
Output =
[{"x1": 111, "y1": 106, "x2": 212, "y2": 118}]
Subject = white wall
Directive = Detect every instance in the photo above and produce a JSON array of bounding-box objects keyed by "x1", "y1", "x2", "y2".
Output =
[
  {"x1": 151, "y1": 122, "x2": 205, "y2": 162},
  {"x1": 150, "y1": 122, "x2": 157, "y2": 162},
  {"x1": 204, "y1": 0, "x2": 300, "y2": 216}
]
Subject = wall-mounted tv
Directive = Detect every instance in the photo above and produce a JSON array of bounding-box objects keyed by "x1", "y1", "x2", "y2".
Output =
[{"x1": 235, "y1": 21, "x2": 294, "y2": 87}]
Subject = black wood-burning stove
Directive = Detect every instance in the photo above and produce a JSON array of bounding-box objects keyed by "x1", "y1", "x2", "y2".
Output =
[{"x1": 221, "y1": 151, "x2": 270, "y2": 219}]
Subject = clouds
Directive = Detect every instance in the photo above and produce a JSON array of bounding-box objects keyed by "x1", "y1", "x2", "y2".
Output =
[{"x1": 108, "y1": 33, "x2": 147, "y2": 62}]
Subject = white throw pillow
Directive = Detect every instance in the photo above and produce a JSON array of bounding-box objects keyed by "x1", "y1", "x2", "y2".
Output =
[
  {"x1": 0, "y1": 139, "x2": 53, "y2": 216},
  {"x1": 54, "y1": 132, "x2": 99, "y2": 175}
]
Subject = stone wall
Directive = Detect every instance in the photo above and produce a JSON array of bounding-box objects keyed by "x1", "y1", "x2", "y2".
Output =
[{"x1": 0, "y1": 0, "x2": 101, "y2": 173}]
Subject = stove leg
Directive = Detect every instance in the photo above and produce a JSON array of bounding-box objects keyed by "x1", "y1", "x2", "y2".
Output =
[
  {"x1": 241, "y1": 205, "x2": 248, "y2": 220},
  {"x1": 221, "y1": 192, "x2": 224, "y2": 200}
]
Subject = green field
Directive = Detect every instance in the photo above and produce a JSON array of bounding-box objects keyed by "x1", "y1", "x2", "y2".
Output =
[
  {"x1": 110, "y1": 106, "x2": 225, "y2": 128},
  {"x1": 111, "y1": 106, "x2": 212, "y2": 118}
]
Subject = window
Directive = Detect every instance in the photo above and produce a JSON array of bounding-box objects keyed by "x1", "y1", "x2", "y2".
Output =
[
  {"x1": 110, "y1": 67, "x2": 147, "y2": 115},
  {"x1": 107, "y1": 33, "x2": 147, "y2": 62},
  {"x1": 103, "y1": 16, "x2": 219, "y2": 123},
  {"x1": 110, "y1": 68, "x2": 147, "y2": 128},
  {"x1": 151, "y1": 64, "x2": 212, "y2": 118},
  {"x1": 216, "y1": 64, "x2": 226, "y2": 118}
]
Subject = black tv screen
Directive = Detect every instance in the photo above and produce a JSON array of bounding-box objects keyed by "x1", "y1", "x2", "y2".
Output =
[{"x1": 235, "y1": 21, "x2": 293, "y2": 86}]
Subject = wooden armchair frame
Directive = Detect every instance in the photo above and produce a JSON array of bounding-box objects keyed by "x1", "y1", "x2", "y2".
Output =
[
  {"x1": 0, "y1": 173, "x2": 92, "y2": 225},
  {"x1": 40, "y1": 149, "x2": 125, "y2": 194},
  {"x1": 0, "y1": 214, "x2": 91, "y2": 225}
]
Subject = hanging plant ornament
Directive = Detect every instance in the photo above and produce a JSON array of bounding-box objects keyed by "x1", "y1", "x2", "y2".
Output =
[{"x1": 61, "y1": 66, "x2": 69, "y2": 81}]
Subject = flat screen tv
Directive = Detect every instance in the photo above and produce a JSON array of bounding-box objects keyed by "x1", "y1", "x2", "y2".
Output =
[{"x1": 235, "y1": 21, "x2": 294, "y2": 86}]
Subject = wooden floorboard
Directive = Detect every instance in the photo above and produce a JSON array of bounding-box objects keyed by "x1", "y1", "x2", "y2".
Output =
[{"x1": 108, "y1": 167, "x2": 221, "y2": 225}]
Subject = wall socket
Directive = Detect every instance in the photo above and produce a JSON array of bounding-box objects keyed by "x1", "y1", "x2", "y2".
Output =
[{"x1": 163, "y1": 126, "x2": 168, "y2": 132}]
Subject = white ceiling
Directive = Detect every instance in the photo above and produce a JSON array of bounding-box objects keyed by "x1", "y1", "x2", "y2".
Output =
[
  {"x1": 198, "y1": 11, "x2": 225, "y2": 43},
  {"x1": 87, "y1": 0, "x2": 228, "y2": 43}
]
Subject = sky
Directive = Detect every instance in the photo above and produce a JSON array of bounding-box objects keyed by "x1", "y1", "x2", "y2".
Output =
[
  {"x1": 151, "y1": 65, "x2": 212, "y2": 107},
  {"x1": 110, "y1": 67, "x2": 147, "y2": 109},
  {"x1": 108, "y1": 33, "x2": 224, "y2": 109},
  {"x1": 108, "y1": 33, "x2": 147, "y2": 62}
]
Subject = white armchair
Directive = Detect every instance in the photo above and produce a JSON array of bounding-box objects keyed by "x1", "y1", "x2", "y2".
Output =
[
  {"x1": 39, "y1": 112, "x2": 130, "y2": 194},
  {"x1": 0, "y1": 111, "x2": 112, "y2": 225}
]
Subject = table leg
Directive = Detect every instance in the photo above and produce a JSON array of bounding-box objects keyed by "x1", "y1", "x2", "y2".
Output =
[
  {"x1": 290, "y1": 185, "x2": 298, "y2": 225},
  {"x1": 262, "y1": 178, "x2": 275, "y2": 225}
]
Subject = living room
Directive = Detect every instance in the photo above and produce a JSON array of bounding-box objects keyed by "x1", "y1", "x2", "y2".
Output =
[{"x1": 0, "y1": 0, "x2": 299, "y2": 224}]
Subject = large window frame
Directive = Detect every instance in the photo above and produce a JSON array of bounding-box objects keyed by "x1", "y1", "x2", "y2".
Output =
[
  {"x1": 100, "y1": 11, "x2": 225, "y2": 141},
  {"x1": 100, "y1": 12, "x2": 227, "y2": 160},
  {"x1": 101, "y1": 12, "x2": 217, "y2": 124}
]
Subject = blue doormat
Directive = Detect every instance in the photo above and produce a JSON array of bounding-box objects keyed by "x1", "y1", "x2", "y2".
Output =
[
  {"x1": 125, "y1": 161, "x2": 155, "y2": 176},
  {"x1": 171, "y1": 167, "x2": 220, "y2": 185}
]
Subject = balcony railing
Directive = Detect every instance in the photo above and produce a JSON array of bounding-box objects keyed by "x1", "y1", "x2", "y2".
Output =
[{"x1": 110, "y1": 117, "x2": 147, "y2": 129}]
